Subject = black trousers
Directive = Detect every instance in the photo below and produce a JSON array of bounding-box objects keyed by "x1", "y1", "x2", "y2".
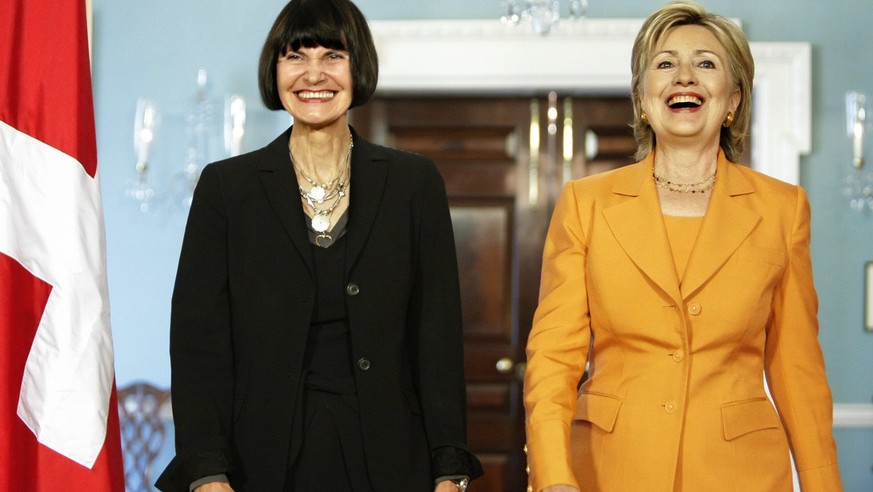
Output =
[{"x1": 284, "y1": 379, "x2": 375, "y2": 492}]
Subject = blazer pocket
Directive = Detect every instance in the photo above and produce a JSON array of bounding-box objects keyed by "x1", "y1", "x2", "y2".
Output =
[
  {"x1": 573, "y1": 392, "x2": 623, "y2": 433},
  {"x1": 737, "y1": 245, "x2": 786, "y2": 267},
  {"x1": 721, "y1": 397, "x2": 781, "y2": 441}
]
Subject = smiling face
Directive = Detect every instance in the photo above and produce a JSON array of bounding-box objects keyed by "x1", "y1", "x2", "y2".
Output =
[
  {"x1": 640, "y1": 24, "x2": 740, "y2": 150},
  {"x1": 276, "y1": 45, "x2": 353, "y2": 130}
]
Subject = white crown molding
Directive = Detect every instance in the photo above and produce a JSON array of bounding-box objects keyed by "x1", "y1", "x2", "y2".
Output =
[
  {"x1": 369, "y1": 19, "x2": 810, "y2": 184},
  {"x1": 371, "y1": 19, "x2": 642, "y2": 94}
]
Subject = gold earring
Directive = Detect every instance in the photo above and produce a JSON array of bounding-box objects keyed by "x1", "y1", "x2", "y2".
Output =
[
  {"x1": 641, "y1": 112, "x2": 649, "y2": 126},
  {"x1": 723, "y1": 111, "x2": 734, "y2": 128}
]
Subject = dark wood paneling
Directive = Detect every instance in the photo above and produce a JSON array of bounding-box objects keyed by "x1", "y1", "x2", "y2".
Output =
[{"x1": 352, "y1": 95, "x2": 635, "y2": 492}]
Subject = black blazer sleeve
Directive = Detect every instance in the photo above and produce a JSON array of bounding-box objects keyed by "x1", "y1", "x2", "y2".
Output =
[
  {"x1": 407, "y1": 161, "x2": 483, "y2": 480},
  {"x1": 156, "y1": 163, "x2": 235, "y2": 490}
]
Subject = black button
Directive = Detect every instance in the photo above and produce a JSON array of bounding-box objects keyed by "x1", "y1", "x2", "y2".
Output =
[
  {"x1": 357, "y1": 358, "x2": 371, "y2": 371},
  {"x1": 346, "y1": 283, "x2": 360, "y2": 296}
]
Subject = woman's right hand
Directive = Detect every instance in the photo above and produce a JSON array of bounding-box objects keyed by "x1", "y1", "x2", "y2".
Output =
[
  {"x1": 193, "y1": 483, "x2": 235, "y2": 492},
  {"x1": 543, "y1": 485, "x2": 580, "y2": 492}
]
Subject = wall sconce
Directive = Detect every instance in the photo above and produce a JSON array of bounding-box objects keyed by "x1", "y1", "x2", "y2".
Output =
[
  {"x1": 172, "y1": 69, "x2": 213, "y2": 211},
  {"x1": 127, "y1": 70, "x2": 246, "y2": 215},
  {"x1": 127, "y1": 98, "x2": 159, "y2": 213},
  {"x1": 847, "y1": 91, "x2": 866, "y2": 169},
  {"x1": 224, "y1": 95, "x2": 246, "y2": 158},
  {"x1": 844, "y1": 91, "x2": 872, "y2": 212}
]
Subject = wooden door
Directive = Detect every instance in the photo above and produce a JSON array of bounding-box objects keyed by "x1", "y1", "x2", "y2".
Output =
[{"x1": 351, "y1": 94, "x2": 635, "y2": 491}]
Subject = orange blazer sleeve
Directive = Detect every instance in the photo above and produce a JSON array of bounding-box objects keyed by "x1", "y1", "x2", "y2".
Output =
[
  {"x1": 763, "y1": 187, "x2": 842, "y2": 490},
  {"x1": 524, "y1": 181, "x2": 590, "y2": 491}
]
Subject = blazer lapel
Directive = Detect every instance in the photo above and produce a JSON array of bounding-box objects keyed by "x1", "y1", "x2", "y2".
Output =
[
  {"x1": 345, "y1": 129, "x2": 388, "y2": 274},
  {"x1": 681, "y1": 152, "x2": 759, "y2": 298},
  {"x1": 258, "y1": 128, "x2": 315, "y2": 278},
  {"x1": 603, "y1": 155, "x2": 683, "y2": 305}
]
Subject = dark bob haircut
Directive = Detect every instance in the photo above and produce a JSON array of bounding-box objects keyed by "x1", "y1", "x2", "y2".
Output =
[{"x1": 258, "y1": 0, "x2": 379, "y2": 111}]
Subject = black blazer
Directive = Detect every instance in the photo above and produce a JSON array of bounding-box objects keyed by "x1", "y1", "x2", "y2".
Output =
[{"x1": 156, "y1": 127, "x2": 472, "y2": 491}]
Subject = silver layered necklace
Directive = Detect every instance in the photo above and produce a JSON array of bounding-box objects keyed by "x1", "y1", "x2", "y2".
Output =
[{"x1": 290, "y1": 136, "x2": 353, "y2": 247}]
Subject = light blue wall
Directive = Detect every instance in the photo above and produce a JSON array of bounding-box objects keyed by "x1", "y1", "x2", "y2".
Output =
[{"x1": 92, "y1": 0, "x2": 873, "y2": 488}]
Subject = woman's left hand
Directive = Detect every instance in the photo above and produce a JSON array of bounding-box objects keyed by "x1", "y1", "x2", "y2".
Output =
[{"x1": 434, "y1": 480, "x2": 461, "y2": 492}]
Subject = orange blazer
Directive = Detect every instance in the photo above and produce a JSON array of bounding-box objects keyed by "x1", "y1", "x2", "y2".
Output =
[{"x1": 523, "y1": 152, "x2": 841, "y2": 492}]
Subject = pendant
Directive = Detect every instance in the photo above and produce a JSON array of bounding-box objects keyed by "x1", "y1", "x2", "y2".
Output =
[
  {"x1": 308, "y1": 185, "x2": 326, "y2": 203},
  {"x1": 311, "y1": 213, "x2": 331, "y2": 232},
  {"x1": 315, "y1": 233, "x2": 333, "y2": 248}
]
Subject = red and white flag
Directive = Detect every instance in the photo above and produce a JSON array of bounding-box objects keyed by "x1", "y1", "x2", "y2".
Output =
[{"x1": 0, "y1": 1, "x2": 125, "y2": 490}]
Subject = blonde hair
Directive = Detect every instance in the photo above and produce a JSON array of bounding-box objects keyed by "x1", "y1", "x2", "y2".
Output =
[{"x1": 630, "y1": 1, "x2": 754, "y2": 162}]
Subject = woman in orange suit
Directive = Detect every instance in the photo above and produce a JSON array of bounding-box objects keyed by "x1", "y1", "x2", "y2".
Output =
[{"x1": 523, "y1": 2, "x2": 842, "y2": 491}]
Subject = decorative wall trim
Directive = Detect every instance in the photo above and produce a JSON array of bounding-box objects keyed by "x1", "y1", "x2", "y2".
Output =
[
  {"x1": 833, "y1": 403, "x2": 873, "y2": 429},
  {"x1": 369, "y1": 19, "x2": 811, "y2": 184},
  {"x1": 748, "y1": 42, "x2": 812, "y2": 185},
  {"x1": 160, "y1": 403, "x2": 873, "y2": 426}
]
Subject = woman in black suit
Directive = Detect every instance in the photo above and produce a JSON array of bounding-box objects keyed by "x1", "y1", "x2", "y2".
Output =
[{"x1": 154, "y1": 0, "x2": 482, "y2": 490}]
